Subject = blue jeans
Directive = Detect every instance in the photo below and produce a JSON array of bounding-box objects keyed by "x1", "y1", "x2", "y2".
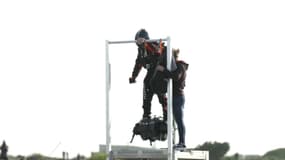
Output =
[{"x1": 173, "y1": 95, "x2": 185, "y2": 145}]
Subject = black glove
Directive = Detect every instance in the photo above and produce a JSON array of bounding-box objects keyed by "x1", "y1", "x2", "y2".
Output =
[{"x1": 129, "y1": 77, "x2": 136, "y2": 84}]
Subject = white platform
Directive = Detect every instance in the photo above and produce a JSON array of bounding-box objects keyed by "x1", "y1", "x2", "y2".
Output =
[{"x1": 99, "y1": 145, "x2": 209, "y2": 160}]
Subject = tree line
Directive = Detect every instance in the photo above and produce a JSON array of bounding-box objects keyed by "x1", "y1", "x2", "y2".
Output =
[{"x1": 5, "y1": 142, "x2": 285, "y2": 160}]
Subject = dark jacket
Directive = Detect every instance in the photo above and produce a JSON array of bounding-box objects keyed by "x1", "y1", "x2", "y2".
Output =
[
  {"x1": 131, "y1": 42, "x2": 165, "y2": 83},
  {"x1": 162, "y1": 60, "x2": 188, "y2": 96}
]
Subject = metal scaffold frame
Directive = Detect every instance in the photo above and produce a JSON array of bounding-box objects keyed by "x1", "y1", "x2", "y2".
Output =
[{"x1": 105, "y1": 37, "x2": 208, "y2": 160}]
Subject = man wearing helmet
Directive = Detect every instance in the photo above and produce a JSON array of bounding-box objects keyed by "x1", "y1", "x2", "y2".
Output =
[{"x1": 129, "y1": 29, "x2": 167, "y2": 121}]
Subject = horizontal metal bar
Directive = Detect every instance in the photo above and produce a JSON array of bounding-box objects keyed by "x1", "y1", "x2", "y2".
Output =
[{"x1": 107, "y1": 38, "x2": 168, "y2": 44}]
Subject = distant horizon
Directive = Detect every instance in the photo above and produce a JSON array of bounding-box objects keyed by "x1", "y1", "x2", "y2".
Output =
[{"x1": 3, "y1": 142, "x2": 285, "y2": 158}]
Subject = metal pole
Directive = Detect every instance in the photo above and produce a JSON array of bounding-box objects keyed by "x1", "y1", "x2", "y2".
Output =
[
  {"x1": 166, "y1": 37, "x2": 173, "y2": 160},
  {"x1": 108, "y1": 38, "x2": 167, "y2": 44},
  {"x1": 105, "y1": 40, "x2": 111, "y2": 160}
]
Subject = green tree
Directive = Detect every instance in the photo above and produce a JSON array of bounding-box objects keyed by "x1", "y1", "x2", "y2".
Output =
[
  {"x1": 195, "y1": 141, "x2": 230, "y2": 160},
  {"x1": 223, "y1": 153, "x2": 242, "y2": 160},
  {"x1": 263, "y1": 148, "x2": 285, "y2": 160},
  {"x1": 26, "y1": 153, "x2": 46, "y2": 160}
]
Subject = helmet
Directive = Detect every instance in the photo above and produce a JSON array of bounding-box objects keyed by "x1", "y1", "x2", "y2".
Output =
[{"x1": 135, "y1": 29, "x2": 149, "y2": 40}]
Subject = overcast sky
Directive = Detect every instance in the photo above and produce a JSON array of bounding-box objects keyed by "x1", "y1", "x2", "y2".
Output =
[{"x1": 1, "y1": 0, "x2": 285, "y2": 158}]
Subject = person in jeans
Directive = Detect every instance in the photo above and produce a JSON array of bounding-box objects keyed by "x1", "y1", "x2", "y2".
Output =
[{"x1": 156, "y1": 48, "x2": 188, "y2": 148}]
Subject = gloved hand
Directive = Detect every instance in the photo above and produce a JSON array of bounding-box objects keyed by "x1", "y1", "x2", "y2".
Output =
[{"x1": 129, "y1": 77, "x2": 136, "y2": 84}]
